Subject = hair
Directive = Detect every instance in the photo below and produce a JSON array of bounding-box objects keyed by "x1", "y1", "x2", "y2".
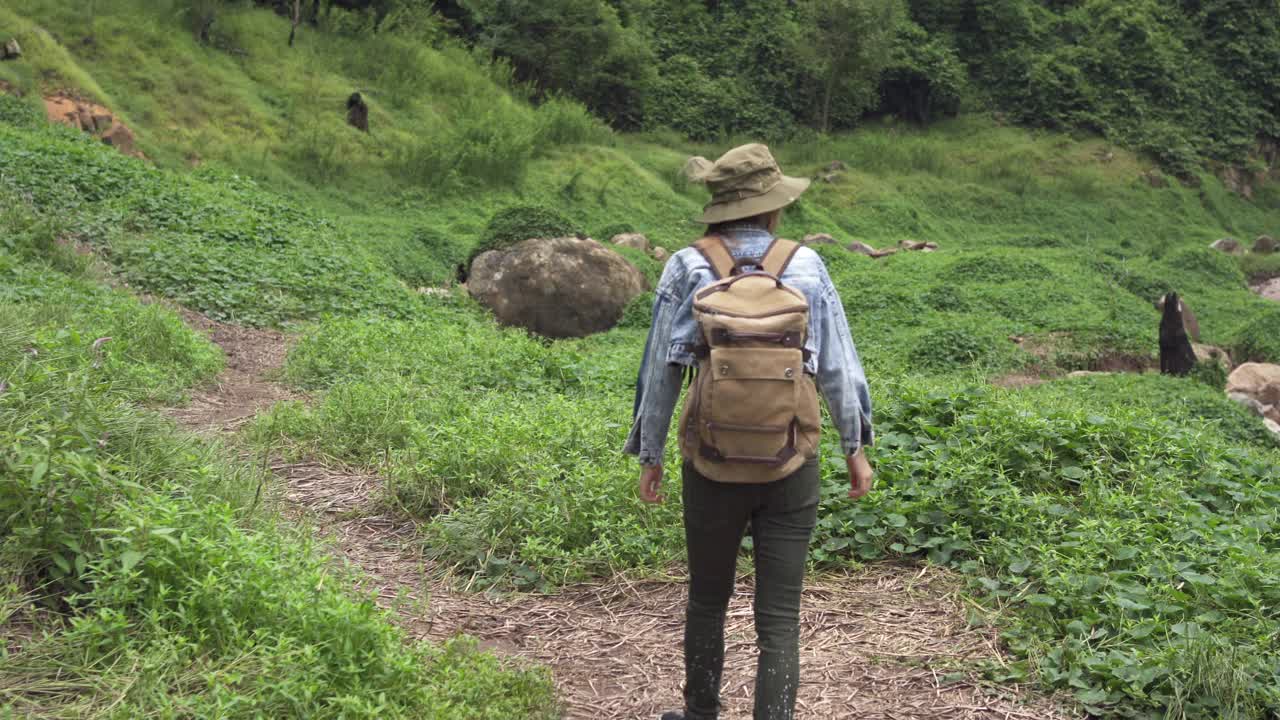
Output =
[{"x1": 706, "y1": 209, "x2": 781, "y2": 236}]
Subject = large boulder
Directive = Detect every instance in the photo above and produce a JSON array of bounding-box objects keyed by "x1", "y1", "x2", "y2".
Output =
[
  {"x1": 469, "y1": 237, "x2": 646, "y2": 338},
  {"x1": 1226, "y1": 363, "x2": 1280, "y2": 422}
]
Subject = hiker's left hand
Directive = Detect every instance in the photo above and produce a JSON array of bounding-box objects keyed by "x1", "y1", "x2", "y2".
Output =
[
  {"x1": 847, "y1": 450, "x2": 874, "y2": 500},
  {"x1": 639, "y1": 464, "x2": 664, "y2": 503}
]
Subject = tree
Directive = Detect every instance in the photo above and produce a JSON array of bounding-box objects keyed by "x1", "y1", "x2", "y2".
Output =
[
  {"x1": 460, "y1": 0, "x2": 655, "y2": 128},
  {"x1": 878, "y1": 20, "x2": 966, "y2": 123},
  {"x1": 795, "y1": 0, "x2": 904, "y2": 132}
]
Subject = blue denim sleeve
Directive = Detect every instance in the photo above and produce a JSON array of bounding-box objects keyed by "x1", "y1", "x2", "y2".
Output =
[
  {"x1": 812, "y1": 267, "x2": 874, "y2": 454},
  {"x1": 623, "y1": 259, "x2": 689, "y2": 465}
]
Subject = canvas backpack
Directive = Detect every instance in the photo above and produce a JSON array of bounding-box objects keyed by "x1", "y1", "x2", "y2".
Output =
[{"x1": 678, "y1": 236, "x2": 822, "y2": 484}]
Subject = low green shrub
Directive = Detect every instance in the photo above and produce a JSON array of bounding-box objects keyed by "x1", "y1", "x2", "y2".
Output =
[
  {"x1": 468, "y1": 205, "x2": 581, "y2": 264},
  {"x1": 618, "y1": 291, "x2": 654, "y2": 329},
  {"x1": 1230, "y1": 310, "x2": 1280, "y2": 363},
  {"x1": 909, "y1": 325, "x2": 1017, "y2": 371},
  {"x1": 0, "y1": 93, "x2": 42, "y2": 127},
  {"x1": 535, "y1": 96, "x2": 613, "y2": 147}
]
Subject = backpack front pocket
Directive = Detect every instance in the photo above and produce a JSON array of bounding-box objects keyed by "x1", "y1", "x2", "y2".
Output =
[{"x1": 699, "y1": 347, "x2": 804, "y2": 463}]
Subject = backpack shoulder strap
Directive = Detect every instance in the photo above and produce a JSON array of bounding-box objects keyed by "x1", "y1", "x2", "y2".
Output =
[
  {"x1": 760, "y1": 238, "x2": 801, "y2": 278},
  {"x1": 693, "y1": 236, "x2": 736, "y2": 280}
]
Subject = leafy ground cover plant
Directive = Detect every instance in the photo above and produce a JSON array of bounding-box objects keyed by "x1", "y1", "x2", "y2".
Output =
[
  {"x1": 0, "y1": 184, "x2": 557, "y2": 720},
  {"x1": 5, "y1": 5, "x2": 1280, "y2": 716},
  {"x1": 261, "y1": 302, "x2": 1280, "y2": 716},
  {"x1": 0, "y1": 123, "x2": 420, "y2": 326}
]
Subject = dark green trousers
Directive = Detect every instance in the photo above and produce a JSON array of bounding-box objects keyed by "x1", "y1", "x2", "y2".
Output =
[{"x1": 681, "y1": 459, "x2": 820, "y2": 720}]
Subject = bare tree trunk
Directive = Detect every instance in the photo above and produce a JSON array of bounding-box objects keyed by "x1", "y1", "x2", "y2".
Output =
[
  {"x1": 821, "y1": 72, "x2": 836, "y2": 134},
  {"x1": 289, "y1": 0, "x2": 302, "y2": 46}
]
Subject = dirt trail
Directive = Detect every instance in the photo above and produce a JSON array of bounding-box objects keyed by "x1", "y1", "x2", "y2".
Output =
[{"x1": 172, "y1": 313, "x2": 1074, "y2": 720}]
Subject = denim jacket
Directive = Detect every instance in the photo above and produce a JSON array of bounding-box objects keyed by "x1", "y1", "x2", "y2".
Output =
[{"x1": 624, "y1": 224, "x2": 873, "y2": 466}]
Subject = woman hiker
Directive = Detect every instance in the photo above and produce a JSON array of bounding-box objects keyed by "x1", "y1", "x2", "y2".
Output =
[{"x1": 625, "y1": 143, "x2": 875, "y2": 720}]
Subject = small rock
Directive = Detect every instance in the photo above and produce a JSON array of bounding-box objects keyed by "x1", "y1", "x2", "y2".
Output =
[
  {"x1": 652, "y1": 246, "x2": 670, "y2": 262},
  {"x1": 824, "y1": 160, "x2": 847, "y2": 173},
  {"x1": 92, "y1": 113, "x2": 114, "y2": 132},
  {"x1": 2, "y1": 38, "x2": 21, "y2": 60},
  {"x1": 1265, "y1": 417, "x2": 1280, "y2": 438},
  {"x1": 1193, "y1": 344, "x2": 1232, "y2": 371},
  {"x1": 1211, "y1": 237, "x2": 1244, "y2": 255},
  {"x1": 77, "y1": 107, "x2": 95, "y2": 133},
  {"x1": 870, "y1": 247, "x2": 899, "y2": 258},
  {"x1": 611, "y1": 232, "x2": 649, "y2": 252},
  {"x1": 900, "y1": 240, "x2": 936, "y2": 252},
  {"x1": 803, "y1": 233, "x2": 836, "y2": 245},
  {"x1": 101, "y1": 123, "x2": 136, "y2": 155},
  {"x1": 1228, "y1": 391, "x2": 1269, "y2": 418},
  {"x1": 1068, "y1": 371, "x2": 1110, "y2": 378},
  {"x1": 817, "y1": 172, "x2": 841, "y2": 183},
  {"x1": 1253, "y1": 277, "x2": 1280, "y2": 303},
  {"x1": 847, "y1": 242, "x2": 876, "y2": 257},
  {"x1": 1142, "y1": 170, "x2": 1169, "y2": 188},
  {"x1": 1254, "y1": 235, "x2": 1278, "y2": 254}
]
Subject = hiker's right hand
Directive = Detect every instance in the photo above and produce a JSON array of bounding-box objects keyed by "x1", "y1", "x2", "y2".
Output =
[
  {"x1": 639, "y1": 464, "x2": 664, "y2": 503},
  {"x1": 847, "y1": 450, "x2": 873, "y2": 500}
]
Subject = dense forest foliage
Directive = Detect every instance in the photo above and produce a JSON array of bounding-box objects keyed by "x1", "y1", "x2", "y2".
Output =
[{"x1": 241, "y1": 0, "x2": 1280, "y2": 176}]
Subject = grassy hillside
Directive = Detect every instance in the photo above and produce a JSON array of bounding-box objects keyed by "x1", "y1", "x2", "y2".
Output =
[{"x1": 4, "y1": 2, "x2": 1280, "y2": 718}]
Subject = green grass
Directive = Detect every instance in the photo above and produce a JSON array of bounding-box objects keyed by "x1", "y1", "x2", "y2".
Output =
[
  {"x1": 0, "y1": 193, "x2": 557, "y2": 719},
  {"x1": 4, "y1": 1, "x2": 1280, "y2": 717}
]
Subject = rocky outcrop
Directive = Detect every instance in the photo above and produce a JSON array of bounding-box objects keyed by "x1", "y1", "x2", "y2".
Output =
[
  {"x1": 834, "y1": 238, "x2": 937, "y2": 258},
  {"x1": 41, "y1": 94, "x2": 143, "y2": 158},
  {"x1": 469, "y1": 237, "x2": 646, "y2": 338}
]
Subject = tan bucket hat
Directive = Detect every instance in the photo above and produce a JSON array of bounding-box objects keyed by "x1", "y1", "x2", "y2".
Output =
[{"x1": 685, "y1": 143, "x2": 811, "y2": 224}]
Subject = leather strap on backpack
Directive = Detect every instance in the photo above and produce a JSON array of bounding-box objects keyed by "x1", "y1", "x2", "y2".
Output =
[
  {"x1": 695, "y1": 236, "x2": 801, "y2": 280},
  {"x1": 760, "y1": 238, "x2": 801, "y2": 278},
  {"x1": 693, "y1": 236, "x2": 736, "y2": 280}
]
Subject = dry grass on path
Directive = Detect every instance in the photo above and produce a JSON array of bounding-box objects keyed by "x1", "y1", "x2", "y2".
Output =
[{"x1": 170, "y1": 312, "x2": 1077, "y2": 720}]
